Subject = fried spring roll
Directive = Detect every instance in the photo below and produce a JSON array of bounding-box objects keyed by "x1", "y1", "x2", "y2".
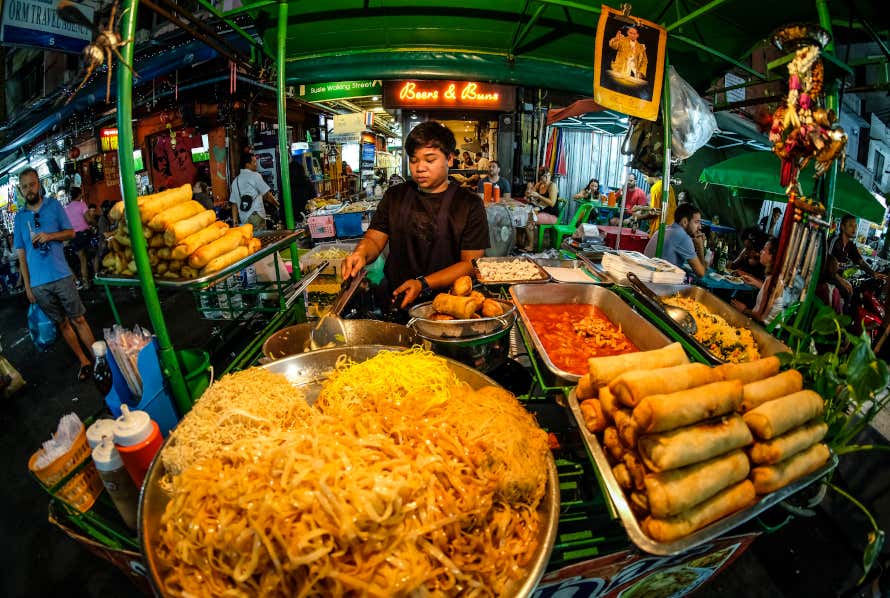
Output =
[
  {"x1": 603, "y1": 427, "x2": 625, "y2": 462},
  {"x1": 612, "y1": 463, "x2": 632, "y2": 490},
  {"x1": 611, "y1": 363, "x2": 720, "y2": 408},
  {"x1": 599, "y1": 386, "x2": 619, "y2": 422},
  {"x1": 750, "y1": 443, "x2": 830, "y2": 494},
  {"x1": 645, "y1": 450, "x2": 750, "y2": 518},
  {"x1": 580, "y1": 399, "x2": 607, "y2": 434},
  {"x1": 586, "y1": 342, "x2": 688, "y2": 390},
  {"x1": 576, "y1": 374, "x2": 597, "y2": 400},
  {"x1": 749, "y1": 420, "x2": 828, "y2": 465},
  {"x1": 642, "y1": 480, "x2": 756, "y2": 542},
  {"x1": 716, "y1": 356, "x2": 781, "y2": 385},
  {"x1": 633, "y1": 380, "x2": 743, "y2": 433},
  {"x1": 743, "y1": 390, "x2": 824, "y2": 440},
  {"x1": 638, "y1": 414, "x2": 753, "y2": 472},
  {"x1": 741, "y1": 370, "x2": 804, "y2": 412}
]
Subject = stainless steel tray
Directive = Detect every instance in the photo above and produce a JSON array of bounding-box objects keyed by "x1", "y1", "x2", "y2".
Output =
[
  {"x1": 407, "y1": 299, "x2": 516, "y2": 339},
  {"x1": 140, "y1": 346, "x2": 559, "y2": 598},
  {"x1": 95, "y1": 230, "x2": 301, "y2": 290},
  {"x1": 510, "y1": 283, "x2": 672, "y2": 383},
  {"x1": 567, "y1": 388, "x2": 838, "y2": 556},
  {"x1": 474, "y1": 256, "x2": 551, "y2": 285},
  {"x1": 638, "y1": 283, "x2": 790, "y2": 364}
]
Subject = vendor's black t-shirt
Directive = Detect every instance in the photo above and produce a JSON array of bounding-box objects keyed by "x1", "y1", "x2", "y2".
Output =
[
  {"x1": 828, "y1": 234, "x2": 862, "y2": 270},
  {"x1": 369, "y1": 181, "x2": 489, "y2": 288}
]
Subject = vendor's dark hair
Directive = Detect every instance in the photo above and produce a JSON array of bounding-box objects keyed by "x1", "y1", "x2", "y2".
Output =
[
  {"x1": 840, "y1": 214, "x2": 856, "y2": 227},
  {"x1": 674, "y1": 202, "x2": 699, "y2": 223},
  {"x1": 405, "y1": 121, "x2": 456, "y2": 158},
  {"x1": 239, "y1": 150, "x2": 255, "y2": 169}
]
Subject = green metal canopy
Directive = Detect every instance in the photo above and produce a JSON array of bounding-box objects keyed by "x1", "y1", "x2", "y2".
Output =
[
  {"x1": 699, "y1": 151, "x2": 887, "y2": 223},
  {"x1": 237, "y1": 0, "x2": 872, "y2": 94}
]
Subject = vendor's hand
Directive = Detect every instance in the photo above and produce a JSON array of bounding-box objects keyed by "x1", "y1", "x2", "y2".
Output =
[
  {"x1": 739, "y1": 273, "x2": 758, "y2": 285},
  {"x1": 32, "y1": 232, "x2": 51, "y2": 244},
  {"x1": 393, "y1": 279, "x2": 422, "y2": 309},
  {"x1": 730, "y1": 299, "x2": 748, "y2": 313},
  {"x1": 341, "y1": 252, "x2": 366, "y2": 280},
  {"x1": 875, "y1": 272, "x2": 888, "y2": 280},
  {"x1": 25, "y1": 287, "x2": 36, "y2": 304},
  {"x1": 840, "y1": 279, "x2": 853, "y2": 296}
]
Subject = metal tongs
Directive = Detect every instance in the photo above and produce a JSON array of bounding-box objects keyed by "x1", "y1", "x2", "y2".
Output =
[
  {"x1": 308, "y1": 270, "x2": 366, "y2": 350},
  {"x1": 626, "y1": 272, "x2": 698, "y2": 335}
]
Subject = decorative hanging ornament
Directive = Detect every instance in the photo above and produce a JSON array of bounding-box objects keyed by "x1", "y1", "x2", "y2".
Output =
[{"x1": 768, "y1": 24, "x2": 846, "y2": 189}]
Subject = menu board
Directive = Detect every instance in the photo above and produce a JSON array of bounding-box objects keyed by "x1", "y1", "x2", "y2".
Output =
[{"x1": 102, "y1": 152, "x2": 119, "y2": 187}]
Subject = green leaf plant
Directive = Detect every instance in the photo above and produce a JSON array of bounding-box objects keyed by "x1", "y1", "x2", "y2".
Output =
[{"x1": 784, "y1": 301, "x2": 890, "y2": 584}]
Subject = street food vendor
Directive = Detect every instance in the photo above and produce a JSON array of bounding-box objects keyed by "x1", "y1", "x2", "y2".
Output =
[{"x1": 342, "y1": 121, "x2": 489, "y2": 308}]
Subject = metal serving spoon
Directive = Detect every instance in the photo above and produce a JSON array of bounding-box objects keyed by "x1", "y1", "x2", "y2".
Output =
[
  {"x1": 308, "y1": 272, "x2": 365, "y2": 350},
  {"x1": 626, "y1": 272, "x2": 698, "y2": 335}
]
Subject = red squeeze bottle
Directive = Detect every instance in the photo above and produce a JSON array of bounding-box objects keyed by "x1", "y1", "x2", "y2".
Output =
[
  {"x1": 112, "y1": 404, "x2": 163, "y2": 487},
  {"x1": 493, "y1": 185, "x2": 501, "y2": 202}
]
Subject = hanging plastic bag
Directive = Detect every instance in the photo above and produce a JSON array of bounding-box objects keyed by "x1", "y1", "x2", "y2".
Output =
[
  {"x1": 669, "y1": 66, "x2": 717, "y2": 159},
  {"x1": 28, "y1": 303, "x2": 58, "y2": 352},
  {"x1": 1, "y1": 355, "x2": 26, "y2": 398}
]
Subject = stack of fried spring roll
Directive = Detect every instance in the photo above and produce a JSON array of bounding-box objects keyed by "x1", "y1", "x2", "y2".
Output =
[
  {"x1": 103, "y1": 184, "x2": 262, "y2": 279},
  {"x1": 741, "y1": 370, "x2": 830, "y2": 494},
  {"x1": 578, "y1": 354, "x2": 823, "y2": 543}
]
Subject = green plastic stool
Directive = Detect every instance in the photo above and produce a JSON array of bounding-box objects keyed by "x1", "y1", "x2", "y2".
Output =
[{"x1": 537, "y1": 202, "x2": 596, "y2": 251}]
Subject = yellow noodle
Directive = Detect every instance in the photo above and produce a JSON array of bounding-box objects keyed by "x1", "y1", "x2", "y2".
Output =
[{"x1": 156, "y1": 349, "x2": 549, "y2": 597}]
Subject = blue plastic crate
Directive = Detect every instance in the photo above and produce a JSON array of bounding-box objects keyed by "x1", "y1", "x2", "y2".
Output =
[{"x1": 334, "y1": 212, "x2": 364, "y2": 238}]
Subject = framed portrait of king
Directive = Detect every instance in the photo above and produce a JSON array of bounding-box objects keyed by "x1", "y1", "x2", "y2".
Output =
[{"x1": 593, "y1": 6, "x2": 667, "y2": 121}]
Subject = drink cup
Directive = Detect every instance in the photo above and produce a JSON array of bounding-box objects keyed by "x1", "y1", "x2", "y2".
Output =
[{"x1": 483, "y1": 182, "x2": 492, "y2": 202}]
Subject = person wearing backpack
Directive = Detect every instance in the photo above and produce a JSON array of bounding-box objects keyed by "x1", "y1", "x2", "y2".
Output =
[{"x1": 228, "y1": 150, "x2": 279, "y2": 231}]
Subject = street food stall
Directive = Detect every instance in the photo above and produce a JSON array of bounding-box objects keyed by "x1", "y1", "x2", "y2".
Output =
[{"x1": 27, "y1": 1, "x2": 890, "y2": 596}]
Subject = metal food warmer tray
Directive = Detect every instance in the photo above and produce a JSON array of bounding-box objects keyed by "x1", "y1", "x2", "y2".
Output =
[
  {"x1": 140, "y1": 346, "x2": 560, "y2": 598},
  {"x1": 632, "y1": 283, "x2": 790, "y2": 364},
  {"x1": 509, "y1": 283, "x2": 673, "y2": 384},
  {"x1": 95, "y1": 230, "x2": 301, "y2": 291},
  {"x1": 566, "y1": 388, "x2": 838, "y2": 556},
  {"x1": 474, "y1": 256, "x2": 551, "y2": 286}
]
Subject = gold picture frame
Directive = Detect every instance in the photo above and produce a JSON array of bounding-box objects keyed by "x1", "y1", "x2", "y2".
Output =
[{"x1": 594, "y1": 5, "x2": 667, "y2": 121}]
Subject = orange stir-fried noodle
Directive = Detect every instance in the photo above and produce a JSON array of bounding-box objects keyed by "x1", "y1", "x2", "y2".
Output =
[{"x1": 156, "y1": 349, "x2": 550, "y2": 597}]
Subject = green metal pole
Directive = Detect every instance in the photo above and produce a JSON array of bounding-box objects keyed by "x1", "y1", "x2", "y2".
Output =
[
  {"x1": 117, "y1": 0, "x2": 192, "y2": 416},
  {"x1": 193, "y1": 0, "x2": 274, "y2": 60},
  {"x1": 276, "y1": 0, "x2": 300, "y2": 276},
  {"x1": 656, "y1": 55, "x2": 671, "y2": 259},
  {"x1": 664, "y1": 0, "x2": 731, "y2": 32},
  {"x1": 672, "y1": 34, "x2": 767, "y2": 80},
  {"x1": 223, "y1": 0, "x2": 276, "y2": 16}
]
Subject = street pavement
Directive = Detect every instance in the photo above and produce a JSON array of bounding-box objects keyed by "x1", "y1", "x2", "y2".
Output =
[{"x1": 0, "y1": 285, "x2": 887, "y2": 597}]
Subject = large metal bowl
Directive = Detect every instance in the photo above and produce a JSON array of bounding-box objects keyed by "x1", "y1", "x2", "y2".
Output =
[
  {"x1": 261, "y1": 319, "x2": 423, "y2": 359},
  {"x1": 407, "y1": 299, "x2": 517, "y2": 339},
  {"x1": 139, "y1": 346, "x2": 559, "y2": 597}
]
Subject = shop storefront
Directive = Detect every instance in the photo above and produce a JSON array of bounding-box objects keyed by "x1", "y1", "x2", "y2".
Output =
[{"x1": 383, "y1": 79, "x2": 517, "y2": 183}]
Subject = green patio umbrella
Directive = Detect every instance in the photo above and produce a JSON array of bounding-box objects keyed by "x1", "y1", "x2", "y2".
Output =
[{"x1": 699, "y1": 151, "x2": 886, "y2": 223}]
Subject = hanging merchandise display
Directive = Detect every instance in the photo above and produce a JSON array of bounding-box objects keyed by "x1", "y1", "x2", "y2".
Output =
[{"x1": 768, "y1": 25, "x2": 846, "y2": 188}]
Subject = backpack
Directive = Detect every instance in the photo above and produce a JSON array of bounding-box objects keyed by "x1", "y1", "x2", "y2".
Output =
[{"x1": 621, "y1": 117, "x2": 665, "y2": 177}]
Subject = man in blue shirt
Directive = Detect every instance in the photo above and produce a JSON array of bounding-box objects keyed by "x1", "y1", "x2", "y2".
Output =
[
  {"x1": 644, "y1": 203, "x2": 706, "y2": 277},
  {"x1": 14, "y1": 168, "x2": 96, "y2": 381}
]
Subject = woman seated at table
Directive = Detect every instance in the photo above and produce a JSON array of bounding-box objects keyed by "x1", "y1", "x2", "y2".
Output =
[
  {"x1": 730, "y1": 227, "x2": 766, "y2": 279},
  {"x1": 526, "y1": 170, "x2": 560, "y2": 224},
  {"x1": 573, "y1": 178, "x2": 601, "y2": 201},
  {"x1": 731, "y1": 237, "x2": 782, "y2": 323}
]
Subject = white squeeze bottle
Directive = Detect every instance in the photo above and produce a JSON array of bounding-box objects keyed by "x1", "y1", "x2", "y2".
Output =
[{"x1": 92, "y1": 436, "x2": 140, "y2": 530}]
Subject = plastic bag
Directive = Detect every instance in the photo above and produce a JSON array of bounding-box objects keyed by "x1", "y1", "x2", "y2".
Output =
[
  {"x1": 28, "y1": 303, "x2": 58, "y2": 352},
  {"x1": 0, "y1": 355, "x2": 26, "y2": 398},
  {"x1": 669, "y1": 66, "x2": 717, "y2": 159},
  {"x1": 255, "y1": 253, "x2": 289, "y2": 283}
]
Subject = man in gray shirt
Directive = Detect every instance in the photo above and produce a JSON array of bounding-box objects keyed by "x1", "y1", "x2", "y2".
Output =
[{"x1": 644, "y1": 203, "x2": 706, "y2": 277}]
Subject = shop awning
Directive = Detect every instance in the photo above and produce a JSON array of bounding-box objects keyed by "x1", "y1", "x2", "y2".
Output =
[
  {"x1": 239, "y1": 1, "x2": 879, "y2": 95},
  {"x1": 546, "y1": 100, "x2": 606, "y2": 125},
  {"x1": 699, "y1": 151, "x2": 887, "y2": 224}
]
